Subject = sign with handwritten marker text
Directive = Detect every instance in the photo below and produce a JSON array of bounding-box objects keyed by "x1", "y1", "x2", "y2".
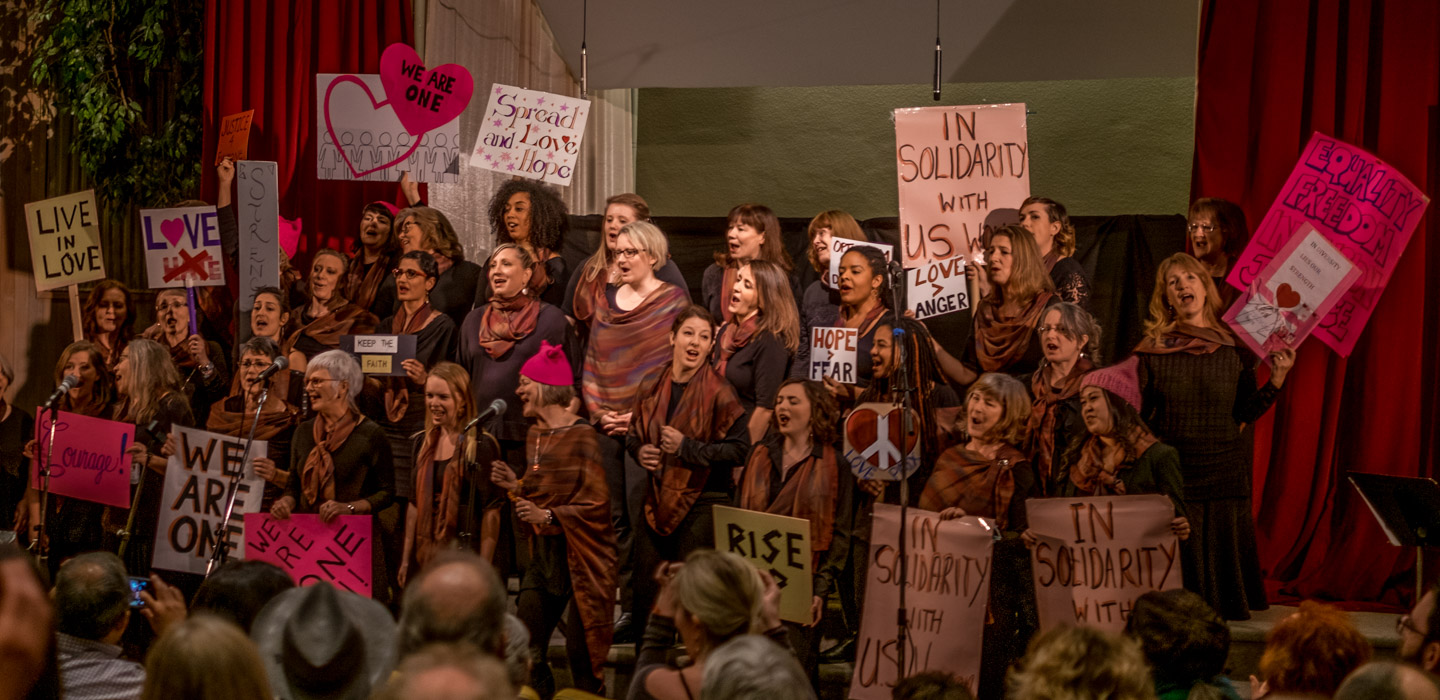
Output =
[
  {"x1": 24, "y1": 190, "x2": 106, "y2": 292},
  {"x1": 244, "y1": 513, "x2": 374, "y2": 597},
  {"x1": 141, "y1": 205, "x2": 225, "y2": 288},
  {"x1": 843, "y1": 403, "x2": 922, "y2": 481},
  {"x1": 340, "y1": 334, "x2": 417, "y2": 377},
  {"x1": 1225, "y1": 223, "x2": 1360, "y2": 358},
  {"x1": 316, "y1": 72, "x2": 463, "y2": 183},
  {"x1": 215, "y1": 110, "x2": 255, "y2": 165},
  {"x1": 471, "y1": 84, "x2": 590, "y2": 186},
  {"x1": 808, "y1": 327, "x2": 858, "y2": 384},
  {"x1": 31, "y1": 410, "x2": 134, "y2": 508},
  {"x1": 906, "y1": 254, "x2": 972, "y2": 319},
  {"x1": 713, "y1": 506, "x2": 812, "y2": 624},
  {"x1": 152, "y1": 426, "x2": 267, "y2": 575},
  {"x1": 236, "y1": 161, "x2": 280, "y2": 311}
]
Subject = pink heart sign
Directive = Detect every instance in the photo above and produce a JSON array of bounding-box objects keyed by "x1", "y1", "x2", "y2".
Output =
[{"x1": 379, "y1": 43, "x2": 473, "y2": 137}]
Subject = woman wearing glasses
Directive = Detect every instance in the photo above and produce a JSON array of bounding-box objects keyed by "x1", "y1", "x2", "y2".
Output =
[
  {"x1": 395, "y1": 206, "x2": 484, "y2": 328},
  {"x1": 206, "y1": 337, "x2": 299, "y2": 509},
  {"x1": 1186, "y1": 198, "x2": 1251, "y2": 308},
  {"x1": 141, "y1": 288, "x2": 230, "y2": 426}
]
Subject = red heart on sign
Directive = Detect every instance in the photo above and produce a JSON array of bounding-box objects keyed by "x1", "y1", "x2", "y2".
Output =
[
  {"x1": 1276, "y1": 283, "x2": 1302, "y2": 309},
  {"x1": 561, "y1": 135, "x2": 570, "y2": 143},
  {"x1": 322, "y1": 76, "x2": 423, "y2": 178},
  {"x1": 844, "y1": 402, "x2": 921, "y2": 479}
]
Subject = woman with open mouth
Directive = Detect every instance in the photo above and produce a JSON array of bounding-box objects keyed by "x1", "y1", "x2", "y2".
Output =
[
  {"x1": 791, "y1": 210, "x2": 868, "y2": 380},
  {"x1": 81, "y1": 279, "x2": 135, "y2": 371},
  {"x1": 400, "y1": 361, "x2": 480, "y2": 586},
  {"x1": 1027, "y1": 301, "x2": 1100, "y2": 495},
  {"x1": 230, "y1": 286, "x2": 306, "y2": 408},
  {"x1": 564, "y1": 192, "x2": 689, "y2": 334},
  {"x1": 626, "y1": 305, "x2": 748, "y2": 644},
  {"x1": 205, "y1": 336, "x2": 299, "y2": 510},
  {"x1": 701, "y1": 203, "x2": 796, "y2": 325},
  {"x1": 713, "y1": 259, "x2": 799, "y2": 444},
  {"x1": 822, "y1": 245, "x2": 895, "y2": 405},
  {"x1": 1020, "y1": 196, "x2": 1090, "y2": 309},
  {"x1": 1185, "y1": 197, "x2": 1251, "y2": 308},
  {"x1": 140, "y1": 288, "x2": 230, "y2": 427},
  {"x1": 393, "y1": 206, "x2": 482, "y2": 329},
  {"x1": 1135, "y1": 253, "x2": 1295, "y2": 621},
  {"x1": 481, "y1": 179, "x2": 571, "y2": 309},
  {"x1": 282, "y1": 248, "x2": 378, "y2": 374}
]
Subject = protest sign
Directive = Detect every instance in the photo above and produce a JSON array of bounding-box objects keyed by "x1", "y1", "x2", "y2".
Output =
[
  {"x1": 1227, "y1": 132, "x2": 1430, "y2": 356},
  {"x1": 24, "y1": 190, "x2": 106, "y2": 292},
  {"x1": 843, "y1": 403, "x2": 922, "y2": 481},
  {"x1": 235, "y1": 161, "x2": 280, "y2": 312},
  {"x1": 244, "y1": 513, "x2": 374, "y2": 597},
  {"x1": 141, "y1": 205, "x2": 225, "y2": 288},
  {"x1": 825, "y1": 238, "x2": 892, "y2": 289},
  {"x1": 1225, "y1": 222, "x2": 1361, "y2": 358},
  {"x1": 1027, "y1": 494, "x2": 1182, "y2": 634},
  {"x1": 713, "y1": 506, "x2": 812, "y2": 624},
  {"x1": 906, "y1": 254, "x2": 971, "y2": 319},
  {"x1": 30, "y1": 410, "x2": 133, "y2": 508},
  {"x1": 470, "y1": 84, "x2": 590, "y2": 186},
  {"x1": 215, "y1": 110, "x2": 255, "y2": 165},
  {"x1": 895, "y1": 103, "x2": 1029, "y2": 267},
  {"x1": 317, "y1": 62, "x2": 466, "y2": 183},
  {"x1": 851, "y1": 504, "x2": 993, "y2": 700},
  {"x1": 808, "y1": 327, "x2": 858, "y2": 383},
  {"x1": 152, "y1": 426, "x2": 267, "y2": 575},
  {"x1": 340, "y1": 334, "x2": 418, "y2": 376}
]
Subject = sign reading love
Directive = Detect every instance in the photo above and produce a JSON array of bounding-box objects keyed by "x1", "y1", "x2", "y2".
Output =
[
  {"x1": 843, "y1": 402, "x2": 922, "y2": 481},
  {"x1": 379, "y1": 43, "x2": 474, "y2": 137}
]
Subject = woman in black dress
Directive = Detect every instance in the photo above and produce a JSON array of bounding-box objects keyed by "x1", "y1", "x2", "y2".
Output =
[
  {"x1": 396, "y1": 206, "x2": 483, "y2": 328},
  {"x1": 1020, "y1": 196, "x2": 1091, "y2": 308},
  {"x1": 481, "y1": 180, "x2": 570, "y2": 309},
  {"x1": 701, "y1": 203, "x2": 795, "y2": 326},
  {"x1": 712, "y1": 259, "x2": 798, "y2": 444}
]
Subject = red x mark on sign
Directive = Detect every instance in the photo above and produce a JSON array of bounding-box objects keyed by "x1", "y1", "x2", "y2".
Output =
[{"x1": 162, "y1": 249, "x2": 214, "y2": 283}]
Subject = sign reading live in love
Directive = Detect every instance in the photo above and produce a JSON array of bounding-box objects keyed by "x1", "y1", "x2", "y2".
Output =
[
  {"x1": 1227, "y1": 132, "x2": 1430, "y2": 356},
  {"x1": 1225, "y1": 223, "x2": 1361, "y2": 358},
  {"x1": 1026, "y1": 495, "x2": 1182, "y2": 634},
  {"x1": 316, "y1": 44, "x2": 473, "y2": 183},
  {"x1": 141, "y1": 205, "x2": 225, "y2": 288},
  {"x1": 153, "y1": 426, "x2": 267, "y2": 575},
  {"x1": 851, "y1": 505, "x2": 993, "y2": 700},
  {"x1": 895, "y1": 103, "x2": 1029, "y2": 267},
  {"x1": 244, "y1": 513, "x2": 374, "y2": 597},
  {"x1": 31, "y1": 410, "x2": 134, "y2": 508},
  {"x1": 24, "y1": 190, "x2": 107, "y2": 292},
  {"x1": 470, "y1": 84, "x2": 590, "y2": 186}
]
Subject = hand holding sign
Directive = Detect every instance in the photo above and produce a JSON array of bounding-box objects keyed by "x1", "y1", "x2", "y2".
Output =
[{"x1": 24, "y1": 191, "x2": 106, "y2": 292}]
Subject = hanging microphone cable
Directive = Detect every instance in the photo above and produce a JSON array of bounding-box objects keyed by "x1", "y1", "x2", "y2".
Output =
[
  {"x1": 932, "y1": 0, "x2": 942, "y2": 100},
  {"x1": 580, "y1": 0, "x2": 589, "y2": 97}
]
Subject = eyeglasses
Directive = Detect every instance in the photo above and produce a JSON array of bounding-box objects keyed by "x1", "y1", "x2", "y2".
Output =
[
  {"x1": 155, "y1": 301, "x2": 187, "y2": 312},
  {"x1": 1187, "y1": 223, "x2": 1217, "y2": 233},
  {"x1": 1037, "y1": 325, "x2": 1072, "y2": 336},
  {"x1": 614, "y1": 248, "x2": 644, "y2": 259},
  {"x1": 303, "y1": 378, "x2": 341, "y2": 389},
  {"x1": 240, "y1": 360, "x2": 274, "y2": 370},
  {"x1": 392, "y1": 268, "x2": 429, "y2": 280},
  {"x1": 1398, "y1": 614, "x2": 1429, "y2": 637}
]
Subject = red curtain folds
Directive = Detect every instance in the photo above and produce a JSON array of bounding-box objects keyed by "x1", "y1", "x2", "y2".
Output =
[
  {"x1": 1193, "y1": 0, "x2": 1440, "y2": 609},
  {"x1": 200, "y1": 0, "x2": 414, "y2": 270}
]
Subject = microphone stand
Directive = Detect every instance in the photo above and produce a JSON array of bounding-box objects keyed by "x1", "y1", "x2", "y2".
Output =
[
  {"x1": 206, "y1": 375, "x2": 271, "y2": 577},
  {"x1": 888, "y1": 263, "x2": 916, "y2": 678},
  {"x1": 30, "y1": 399, "x2": 62, "y2": 567},
  {"x1": 117, "y1": 420, "x2": 161, "y2": 561},
  {"x1": 460, "y1": 417, "x2": 501, "y2": 553}
]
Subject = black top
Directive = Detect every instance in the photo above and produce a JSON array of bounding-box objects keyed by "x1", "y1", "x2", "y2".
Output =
[
  {"x1": 791, "y1": 279, "x2": 842, "y2": 379},
  {"x1": 0, "y1": 406, "x2": 33, "y2": 531},
  {"x1": 560, "y1": 259, "x2": 691, "y2": 319},
  {"x1": 716, "y1": 331, "x2": 790, "y2": 412},
  {"x1": 1057, "y1": 441, "x2": 1187, "y2": 517},
  {"x1": 457, "y1": 302, "x2": 570, "y2": 442},
  {"x1": 184, "y1": 338, "x2": 232, "y2": 429},
  {"x1": 474, "y1": 256, "x2": 570, "y2": 310},
  {"x1": 701, "y1": 262, "x2": 802, "y2": 325},
  {"x1": 217, "y1": 396, "x2": 296, "y2": 507},
  {"x1": 286, "y1": 416, "x2": 396, "y2": 513},
  {"x1": 431, "y1": 260, "x2": 484, "y2": 328},
  {"x1": 1035, "y1": 382, "x2": 1087, "y2": 494},
  {"x1": 123, "y1": 392, "x2": 195, "y2": 576},
  {"x1": 351, "y1": 257, "x2": 398, "y2": 321},
  {"x1": 1049, "y1": 256, "x2": 1091, "y2": 311},
  {"x1": 626, "y1": 382, "x2": 749, "y2": 497}
]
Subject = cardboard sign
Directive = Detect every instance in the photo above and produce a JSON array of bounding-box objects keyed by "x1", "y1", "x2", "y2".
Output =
[
  {"x1": 141, "y1": 205, "x2": 225, "y2": 288},
  {"x1": 1225, "y1": 223, "x2": 1361, "y2": 358},
  {"x1": 24, "y1": 190, "x2": 106, "y2": 292},
  {"x1": 906, "y1": 254, "x2": 972, "y2": 319},
  {"x1": 30, "y1": 410, "x2": 134, "y2": 508},
  {"x1": 316, "y1": 71, "x2": 462, "y2": 183},
  {"x1": 215, "y1": 110, "x2": 255, "y2": 165},
  {"x1": 1227, "y1": 132, "x2": 1430, "y2": 356},
  {"x1": 151, "y1": 426, "x2": 267, "y2": 575},
  {"x1": 244, "y1": 513, "x2": 374, "y2": 597},
  {"x1": 843, "y1": 403, "x2": 922, "y2": 481},
  {"x1": 713, "y1": 506, "x2": 812, "y2": 624},
  {"x1": 1027, "y1": 495, "x2": 1182, "y2": 634},
  {"x1": 236, "y1": 161, "x2": 281, "y2": 312},
  {"x1": 340, "y1": 334, "x2": 418, "y2": 377},
  {"x1": 470, "y1": 84, "x2": 590, "y2": 186},
  {"x1": 825, "y1": 239, "x2": 893, "y2": 289},
  {"x1": 851, "y1": 504, "x2": 993, "y2": 700},
  {"x1": 895, "y1": 103, "x2": 1030, "y2": 267},
  {"x1": 808, "y1": 327, "x2": 858, "y2": 383}
]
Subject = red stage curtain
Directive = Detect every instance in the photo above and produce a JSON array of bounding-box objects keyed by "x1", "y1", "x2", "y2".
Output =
[
  {"x1": 199, "y1": 0, "x2": 414, "y2": 267},
  {"x1": 1192, "y1": 0, "x2": 1439, "y2": 609}
]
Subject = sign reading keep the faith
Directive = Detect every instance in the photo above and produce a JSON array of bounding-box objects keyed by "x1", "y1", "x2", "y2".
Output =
[{"x1": 471, "y1": 84, "x2": 590, "y2": 186}]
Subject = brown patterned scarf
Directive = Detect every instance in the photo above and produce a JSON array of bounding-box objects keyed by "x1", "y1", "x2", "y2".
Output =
[
  {"x1": 636, "y1": 362, "x2": 746, "y2": 535},
  {"x1": 839, "y1": 300, "x2": 888, "y2": 335},
  {"x1": 383, "y1": 303, "x2": 434, "y2": 423},
  {"x1": 739, "y1": 438, "x2": 839, "y2": 565},
  {"x1": 571, "y1": 268, "x2": 607, "y2": 324},
  {"x1": 1069, "y1": 428, "x2": 1160, "y2": 495},
  {"x1": 715, "y1": 312, "x2": 760, "y2": 375},
  {"x1": 528, "y1": 249, "x2": 555, "y2": 299},
  {"x1": 343, "y1": 252, "x2": 393, "y2": 310},
  {"x1": 1028, "y1": 357, "x2": 1093, "y2": 494},
  {"x1": 300, "y1": 409, "x2": 360, "y2": 506},
  {"x1": 476, "y1": 293, "x2": 540, "y2": 359},
  {"x1": 411, "y1": 425, "x2": 464, "y2": 567},
  {"x1": 1134, "y1": 322, "x2": 1235, "y2": 356},
  {"x1": 281, "y1": 296, "x2": 376, "y2": 356},
  {"x1": 918, "y1": 444, "x2": 1029, "y2": 531},
  {"x1": 973, "y1": 291, "x2": 1054, "y2": 372},
  {"x1": 142, "y1": 324, "x2": 199, "y2": 370}
]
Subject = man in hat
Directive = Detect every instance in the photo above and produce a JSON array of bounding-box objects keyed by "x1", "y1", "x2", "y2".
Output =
[
  {"x1": 252, "y1": 582, "x2": 398, "y2": 700},
  {"x1": 343, "y1": 200, "x2": 401, "y2": 320}
]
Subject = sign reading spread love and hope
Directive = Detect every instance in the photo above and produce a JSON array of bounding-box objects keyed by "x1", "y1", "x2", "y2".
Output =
[
  {"x1": 1225, "y1": 222, "x2": 1361, "y2": 358},
  {"x1": 141, "y1": 205, "x2": 225, "y2": 288},
  {"x1": 1027, "y1": 495, "x2": 1183, "y2": 634},
  {"x1": 713, "y1": 506, "x2": 813, "y2": 624},
  {"x1": 31, "y1": 409, "x2": 134, "y2": 508},
  {"x1": 851, "y1": 505, "x2": 993, "y2": 700},
  {"x1": 215, "y1": 109, "x2": 255, "y2": 165},
  {"x1": 906, "y1": 254, "x2": 972, "y2": 320},
  {"x1": 236, "y1": 161, "x2": 281, "y2": 312},
  {"x1": 825, "y1": 238, "x2": 892, "y2": 289},
  {"x1": 316, "y1": 44, "x2": 473, "y2": 183},
  {"x1": 24, "y1": 190, "x2": 107, "y2": 292},
  {"x1": 895, "y1": 103, "x2": 1030, "y2": 267},
  {"x1": 470, "y1": 84, "x2": 590, "y2": 186},
  {"x1": 153, "y1": 426, "x2": 267, "y2": 575},
  {"x1": 244, "y1": 513, "x2": 374, "y2": 597},
  {"x1": 808, "y1": 327, "x2": 858, "y2": 384},
  {"x1": 1227, "y1": 132, "x2": 1430, "y2": 356},
  {"x1": 843, "y1": 403, "x2": 922, "y2": 481}
]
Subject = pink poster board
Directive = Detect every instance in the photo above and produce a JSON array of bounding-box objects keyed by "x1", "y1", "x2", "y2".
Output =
[
  {"x1": 243, "y1": 513, "x2": 373, "y2": 597},
  {"x1": 30, "y1": 409, "x2": 134, "y2": 508},
  {"x1": 1224, "y1": 223, "x2": 1362, "y2": 359},
  {"x1": 1226, "y1": 132, "x2": 1430, "y2": 356}
]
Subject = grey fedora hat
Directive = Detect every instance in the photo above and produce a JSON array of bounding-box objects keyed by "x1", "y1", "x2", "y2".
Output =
[{"x1": 251, "y1": 582, "x2": 398, "y2": 700}]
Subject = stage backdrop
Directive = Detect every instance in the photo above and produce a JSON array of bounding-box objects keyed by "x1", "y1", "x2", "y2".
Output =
[{"x1": 1193, "y1": 0, "x2": 1439, "y2": 609}]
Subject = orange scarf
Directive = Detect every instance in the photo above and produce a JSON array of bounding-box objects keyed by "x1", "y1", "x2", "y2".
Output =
[
  {"x1": 300, "y1": 409, "x2": 361, "y2": 506},
  {"x1": 476, "y1": 293, "x2": 540, "y2": 359},
  {"x1": 715, "y1": 313, "x2": 760, "y2": 375},
  {"x1": 411, "y1": 425, "x2": 464, "y2": 566},
  {"x1": 1028, "y1": 358, "x2": 1093, "y2": 493},
  {"x1": 1070, "y1": 429, "x2": 1160, "y2": 495},
  {"x1": 383, "y1": 303, "x2": 434, "y2": 423},
  {"x1": 973, "y1": 292, "x2": 1054, "y2": 372},
  {"x1": 1134, "y1": 323, "x2": 1235, "y2": 356}
]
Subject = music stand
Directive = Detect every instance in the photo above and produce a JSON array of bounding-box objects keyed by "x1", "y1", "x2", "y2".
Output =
[{"x1": 1347, "y1": 471, "x2": 1440, "y2": 593}]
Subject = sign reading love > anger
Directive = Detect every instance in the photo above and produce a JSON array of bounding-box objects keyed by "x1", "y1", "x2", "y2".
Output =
[
  {"x1": 31, "y1": 409, "x2": 135, "y2": 508},
  {"x1": 471, "y1": 84, "x2": 590, "y2": 186},
  {"x1": 141, "y1": 205, "x2": 225, "y2": 288}
]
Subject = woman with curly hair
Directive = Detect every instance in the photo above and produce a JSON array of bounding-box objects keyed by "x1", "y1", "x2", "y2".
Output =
[
  {"x1": 1020, "y1": 196, "x2": 1091, "y2": 309},
  {"x1": 1010, "y1": 625, "x2": 1156, "y2": 700},
  {"x1": 81, "y1": 279, "x2": 135, "y2": 371},
  {"x1": 395, "y1": 206, "x2": 484, "y2": 328},
  {"x1": 482, "y1": 179, "x2": 570, "y2": 308}
]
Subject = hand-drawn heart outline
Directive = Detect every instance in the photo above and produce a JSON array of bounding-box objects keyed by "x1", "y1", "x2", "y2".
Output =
[
  {"x1": 323, "y1": 76, "x2": 423, "y2": 178},
  {"x1": 845, "y1": 405, "x2": 921, "y2": 464},
  {"x1": 378, "y1": 43, "x2": 474, "y2": 137},
  {"x1": 159, "y1": 218, "x2": 186, "y2": 246},
  {"x1": 1275, "y1": 283, "x2": 1302, "y2": 309}
]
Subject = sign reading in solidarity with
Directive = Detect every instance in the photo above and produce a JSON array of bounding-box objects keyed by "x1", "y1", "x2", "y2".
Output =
[
  {"x1": 341, "y1": 334, "x2": 418, "y2": 376},
  {"x1": 244, "y1": 513, "x2": 374, "y2": 597},
  {"x1": 843, "y1": 403, "x2": 922, "y2": 481},
  {"x1": 894, "y1": 103, "x2": 1030, "y2": 267},
  {"x1": 31, "y1": 409, "x2": 134, "y2": 508},
  {"x1": 470, "y1": 84, "x2": 590, "y2": 186},
  {"x1": 825, "y1": 238, "x2": 892, "y2": 289},
  {"x1": 851, "y1": 505, "x2": 993, "y2": 700},
  {"x1": 713, "y1": 506, "x2": 813, "y2": 624},
  {"x1": 1227, "y1": 132, "x2": 1430, "y2": 356},
  {"x1": 1026, "y1": 495, "x2": 1183, "y2": 633},
  {"x1": 236, "y1": 161, "x2": 280, "y2": 312},
  {"x1": 141, "y1": 205, "x2": 225, "y2": 288},
  {"x1": 215, "y1": 110, "x2": 255, "y2": 165},
  {"x1": 153, "y1": 426, "x2": 267, "y2": 575},
  {"x1": 24, "y1": 190, "x2": 106, "y2": 292},
  {"x1": 906, "y1": 254, "x2": 972, "y2": 319},
  {"x1": 808, "y1": 327, "x2": 858, "y2": 383},
  {"x1": 1225, "y1": 222, "x2": 1361, "y2": 358}
]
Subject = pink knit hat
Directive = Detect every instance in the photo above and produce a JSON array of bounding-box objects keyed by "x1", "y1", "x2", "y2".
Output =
[
  {"x1": 521, "y1": 340, "x2": 571, "y2": 386},
  {"x1": 1081, "y1": 356, "x2": 1142, "y2": 412}
]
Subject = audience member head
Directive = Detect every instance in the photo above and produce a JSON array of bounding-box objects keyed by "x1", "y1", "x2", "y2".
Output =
[
  {"x1": 500, "y1": 614, "x2": 533, "y2": 693},
  {"x1": 250, "y1": 286, "x2": 291, "y2": 341},
  {"x1": 806, "y1": 209, "x2": 866, "y2": 274},
  {"x1": 0, "y1": 543, "x2": 58, "y2": 700},
  {"x1": 190, "y1": 559, "x2": 295, "y2": 633},
  {"x1": 1144, "y1": 252, "x2": 1227, "y2": 342},
  {"x1": 82, "y1": 279, "x2": 134, "y2": 344},
  {"x1": 1009, "y1": 625, "x2": 1156, "y2": 700},
  {"x1": 720, "y1": 203, "x2": 792, "y2": 270},
  {"x1": 55, "y1": 340, "x2": 116, "y2": 410},
  {"x1": 983, "y1": 224, "x2": 1054, "y2": 307},
  {"x1": 53, "y1": 551, "x2": 130, "y2": 644},
  {"x1": 1187, "y1": 197, "x2": 1250, "y2": 268},
  {"x1": 1258, "y1": 600, "x2": 1372, "y2": 697},
  {"x1": 1124, "y1": 589, "x2": 1230, "y2": 694},
  {"x1": 374, "y1": 643, "x2": 514, "y2": 700},
  {"x1": 251, "y1": 582, "x2": 398, "y2": 700},
  {"x1": 891, "y1": 671, "x2": 977, "y2": 700},
  {"x1": 730, "y1": 259, "x2": 800, "y2": 352},
  {"x1": 1335, "y1": 661, "x2": 1440, "y2": 700},
  {"x1": 489, "y1": 179, "x2": 569, "y2": 253},
  {"x1": 962, "y1": 372, "x2": 1031, "y2": 446},
  {"x1": 141, "y1": 614, "x2": 272, "y2": 700},
  {"x1": 700, "y1": 634, "x2": 814, "y2": 700},
  {"x1": 836, "y1": 245, "x2": 890, "y2": 310},
  {"x1": 671, "y1": 549, "x2": 765, "y2": 657},
  {"x1": 1020, "y1": 196, "x2": 1076, "y2": 259},
  {"x1": 397, "y1": 550, "x2": 508, "y2": 658},
  {"x1": 1400, "y1": 586, "x2": 1440, "y2": 672}
]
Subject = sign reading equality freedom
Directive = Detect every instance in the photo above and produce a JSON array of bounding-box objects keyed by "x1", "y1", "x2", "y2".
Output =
[
  {"x1": 851, "y1": 504, "x2": 993, "y2": 700},
  {"x1": 713, "y1": 506, "x2": 812, "y2": 624},
  {"x1": 24, "y1": 190, "x2": 107, "y2": 292},
  {"x1": 152, "y1": 426, "x2": 267, "y2": 575},
  {"x1": 1026, "y1": 494, "x2": 1182, "y2": 634},
  {"x1": 894, "y1": 103, "x2": 1030, "y2": 267},
  {"x1": 1227, "y1": 132, "x2": 1430, "y2": 357}
]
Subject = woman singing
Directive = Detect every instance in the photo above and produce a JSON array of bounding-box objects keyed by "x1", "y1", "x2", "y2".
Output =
[{"x1": 283, "y1": 249, "x2": 378, "y2": 373}]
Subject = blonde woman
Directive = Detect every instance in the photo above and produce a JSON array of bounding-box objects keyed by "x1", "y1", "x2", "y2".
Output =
[
  {"x1": 565, "y1": 193, "x2": 689, "y2": 329},
  {"x1": 283, "y1": 248, "x2": 378, "y2": 372},
  {"x1": 400, "y1": 362, "x2": 478, "y2": 584},
  {"x1": 141, "y1": 615, "x2": 273, "y2": 700}
]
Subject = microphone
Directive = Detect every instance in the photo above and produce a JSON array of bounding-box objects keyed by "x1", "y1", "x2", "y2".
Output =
[
  {"x1": 887, "y1": 258, "x2": 907, "y2": 279},
  {"x1": 463, "y1": 399, "x2": 507, "y2": 433},
  {"x1": 43, "y1": 375, "x2": 79, "y2": 410},
  {"x1": 253, "y1": 356, "x2": 289, "y2": 384}
]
